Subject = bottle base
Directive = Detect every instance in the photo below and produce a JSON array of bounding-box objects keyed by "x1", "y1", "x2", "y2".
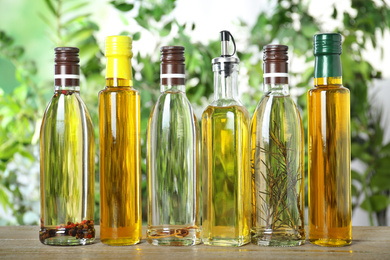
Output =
[
  {"x1": 203, "y1": 237, "x2": 250, "y2": 247},
  {"x1": 310, "y1": 238, "x2": 352, "y2": 247},
  {"x1": 41, "y1": 236, "x2": 95, "y2": 246},
  {"x1": 40, "y1": 221, "x2": 95, "y2": 246},
  {"x1": 250, "y1": 227, "x2": 305, "y2": 247},
  {"x1": 251, "y1": 237, "x2": 305, "y2": 247},
  {"x1": 147, "y1": 226, "x2": 201, "y2": 246},
  {"x1": 101, "y1": 238, "x2": 141, "y2": 246}
]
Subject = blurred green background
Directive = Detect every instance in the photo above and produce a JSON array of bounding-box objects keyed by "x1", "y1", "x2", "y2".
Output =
[{"x1": 0, "y1": 0, "x2": 390, "y2": 226}]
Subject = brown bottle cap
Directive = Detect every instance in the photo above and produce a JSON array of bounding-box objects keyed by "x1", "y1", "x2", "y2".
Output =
[
  {"x1": 160, "y1": 46, "x2": 185, "y2": 85},
  {"x1": 54, "y1": 47, "x2": 80, "y2": 87},
  {"x1": 263, "y1": 45, "x2": 288, "y2": 84}
]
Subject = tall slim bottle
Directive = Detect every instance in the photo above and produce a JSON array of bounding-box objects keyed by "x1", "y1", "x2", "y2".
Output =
[
  {"x1": 250, "y1": 45, "x2": 305, "y2": 247},
  {"x1": 202, "y1": 31, "x2": 251, "y2": 247},
  {"x1": 99, "y1": 36, "x2": 141, "y2": 246},
  {"x1": 40, "y1": 47, "x2": 95, "y2": 245},
  {"x1": 308, "y1": 33, "x2": 351, "y2": 247},
  {"x1": 147, "y1": 46, "x2": 201, "y2": 246}
]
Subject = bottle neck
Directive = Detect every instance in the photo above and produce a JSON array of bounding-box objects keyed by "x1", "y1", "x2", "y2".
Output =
[
  {"x1": 263, "y1": 84, "x2": 289, "y2": 95},
  {"x1": 314, "y1": 54, "x2": 342, "y2": 86},
  {"x1": 54, "y1": 66, "x2": 80, "y2": 91},
  {"x1": 161, "y1": 84, "x2": 186, "y2": 93},
  {"x1": 55, "y1": 86, "x2": 80, "y2": 93},
  {"x1": 105, "y1": 55, "x2": 133, "y2": 87},
  {"x1": 213, "y1": 64, "x2": 239, "y2": 100}
]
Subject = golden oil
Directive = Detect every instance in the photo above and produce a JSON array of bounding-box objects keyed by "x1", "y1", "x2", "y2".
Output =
[
  {"x1": 308, "y1": 33, "x2": 351, "y2": 247},
  {"x1": 202, "y1": 105, "x2": 251, "y2": 246},
  {"x1": 99, "y1": 36, "x2": 141, "y2": 246},
  {"x1": 308, "y1": 76, "x2": 351, "y2": 247}
]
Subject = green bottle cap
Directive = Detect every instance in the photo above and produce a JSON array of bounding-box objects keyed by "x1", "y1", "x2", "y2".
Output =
[{"x1": 313, "y1": 33, "x2": 342, "y2": 55}]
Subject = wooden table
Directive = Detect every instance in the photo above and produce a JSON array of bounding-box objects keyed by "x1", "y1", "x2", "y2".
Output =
[{"x1": 1, "y1": 226, "x2": 389, "y2": 259}]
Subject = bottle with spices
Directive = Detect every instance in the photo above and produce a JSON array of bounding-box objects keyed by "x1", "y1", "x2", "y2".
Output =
[
  {"x1": 99, "y1": 35, "x2": 142, "y2": 246},
  {"x1": 202, "y1": 31, "x2": 251, "y2": 247},
  {"x1": 146, "y1": 46, "x2": 201, "y2": 246},
  {"x1": 308, "y1": 33, "x2": 351, "y2": 247},
  {"x1": 40, "y1": 47, "x2": 95, "y2": 245},
  {"x1": 250, "y1": 45, "x2": 305, "y2": 247}
]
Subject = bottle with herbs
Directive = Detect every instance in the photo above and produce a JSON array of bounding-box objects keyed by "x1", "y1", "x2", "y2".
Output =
[
  {"x1": 146, "y1": 46, "x2": 201, "y2": 246},
  {"x1": 250, "y1": 45, "x2": 305, "y2": 247},
  {"x1": 202, "y1": 31, "x2": 251, "y2": 247},
  {"x1": 40, "y1": 47, "x2": 95, "y2": 245}
]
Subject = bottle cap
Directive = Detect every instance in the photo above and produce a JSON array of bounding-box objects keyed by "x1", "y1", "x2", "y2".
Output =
[
  {"x1": 54, "y1": 47, "x2": 80, "y2": 87},
  {"x1": 160, "y1": 46, "x2": 185, "y2": 86},
  {"x1": 105, "y1": 35, "x2": 133, "y2": 57},
  {"x1": 313, "y1": 33, "x2": 342, "y2": 55},
  {"x1": 263, "y1": 44, "x2": 288, "y2": 84}
]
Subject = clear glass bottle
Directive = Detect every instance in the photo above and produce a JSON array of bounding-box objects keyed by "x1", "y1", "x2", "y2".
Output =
[
  {"x1": 202, "y1": 31, "x2": 251, "y2": 247},
  {"x1": 99, "y1": 36, "x2": 142, "y2": 246},
  {"x1": 147, "y1": 46, "x2": 201, "y2": 246},
  {"x1": 308, "y1": 33, "x2": 351, "y2": 247},
  {"x1": 40, "y1": 47, "x2": 95, "y2": 245},
  {"x1": 250, "y1": 45, "x2": 305, "y2": 247}
]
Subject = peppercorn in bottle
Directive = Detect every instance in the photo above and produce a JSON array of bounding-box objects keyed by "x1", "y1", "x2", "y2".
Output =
[{"x1": 40, "y1": 47, "x2": 95, "y2": 245}]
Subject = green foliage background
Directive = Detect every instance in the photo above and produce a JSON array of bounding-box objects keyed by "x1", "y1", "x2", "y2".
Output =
[{"x1": 0, "y1": 0, "x2": 389, "y2": 226}]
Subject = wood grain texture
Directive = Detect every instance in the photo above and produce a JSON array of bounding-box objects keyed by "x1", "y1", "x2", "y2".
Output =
[{"x1": 0, "y1": 226, "x2": 389, "y2": 259}]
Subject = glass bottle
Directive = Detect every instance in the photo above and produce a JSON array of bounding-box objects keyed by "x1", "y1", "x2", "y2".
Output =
[
  {"x1": 250, "y1": 45, "x2": 305, "y2": 247},
  {"x1": 40, "y1": 47, "x2": 95, "y2": 245},
  {"x1": 308, "y1": 33, "x2": 351, "y2": 247},
  {"x1": 146, "y1": 46, "x2": 201, "y2": 246},
  {"x1": 202, "y1": 31, "x2": 251, "y2": 247},
  {"x1": 99, "y1": 35, "x2": 142, "y2": 246}
]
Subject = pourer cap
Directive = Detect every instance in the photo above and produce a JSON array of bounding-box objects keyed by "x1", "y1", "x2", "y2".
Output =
[{"x1": 212, "y1": 30, "x2": 239, "y2": 76}]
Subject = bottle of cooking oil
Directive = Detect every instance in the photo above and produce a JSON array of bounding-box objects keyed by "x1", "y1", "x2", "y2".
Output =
[
  {"x1": 40, "y1": 47, "x2": 95, "y2": 245},
  {"x1": 99, "y1": 35, "x2": 141, "y2": 246},
  {"x1": 308, "y1": 33, "x2": 351, "y2": 247},
  {"x1": 250, "y1": 45, "x2": 305, "y2": 247},
  {"x1": 202, "y1": 31, "x2": 251, "y2": 247},
  {"x1": 146, "y1": 46, "x2": 201, "y2": 246}
]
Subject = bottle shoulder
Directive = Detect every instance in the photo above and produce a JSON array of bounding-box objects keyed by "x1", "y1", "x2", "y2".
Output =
[
  {"x1": 252, "y1": 95, "x2": 302, "y2": 124},
  {"x1": 308, "y1": 85, "x2": 349, "y2": 95},
  {"x1": 202, "y1": 103, "x2": 249, "y2": 119},
  {"x1": 99, "y1": 86, "x2": 140, "y2": 95},
  {"x1": 42, "y1": 92, "x2": 93, "y2": 123},
  {"x1": 150, "y1": 91, "x2": 195, "y2": 118},
  {"x1": 254, "y1": 93, "x2": 296, "y2": 110},
  {"x1": 209, "y1": 98, "x2": 244, "y2": 108}
]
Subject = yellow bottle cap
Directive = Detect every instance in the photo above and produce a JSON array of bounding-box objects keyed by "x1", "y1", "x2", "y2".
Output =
[{"x1": 105, "y1": 35, "x2": 133, "y2": 57}]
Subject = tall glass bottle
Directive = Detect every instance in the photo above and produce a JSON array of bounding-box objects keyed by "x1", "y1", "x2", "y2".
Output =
[
  {"x1": 40, "y1": 47, "x2": 95, "y2": 245},
  {"x1": 202, "y1": 31, "x2": 251, "y2": 247},
  {"x1": 308, "y1": 33, "x2": 351, "y2": 247},
  {"x1": 250, "y1": 45, "x2": 305, "y2": 247},
  {"x1": 147, "y1": 46, "x2": 201, "y2": 246},
  {"x1": 99, "y1": 36, "x2": 141, "y2": 246}
]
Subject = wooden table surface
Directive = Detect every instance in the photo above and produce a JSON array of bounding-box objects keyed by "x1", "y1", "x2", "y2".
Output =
[{"x1": 0, "y1": 226, "x2": 389, "y2": 259}]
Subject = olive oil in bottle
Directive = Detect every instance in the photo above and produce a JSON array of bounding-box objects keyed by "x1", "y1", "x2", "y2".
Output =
[
  {"x1": 308, "y1": 33, "x2": 351, "y2": 247},
  {"x1": 40, "y1": 47, "x2": 95, "y2": 245},
  {"x1": 202, "y1": 31, "x2": 251, "y2": 247},
  {"x1": 99, "y1": 36, "x2": 142, "y2": 246}
]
